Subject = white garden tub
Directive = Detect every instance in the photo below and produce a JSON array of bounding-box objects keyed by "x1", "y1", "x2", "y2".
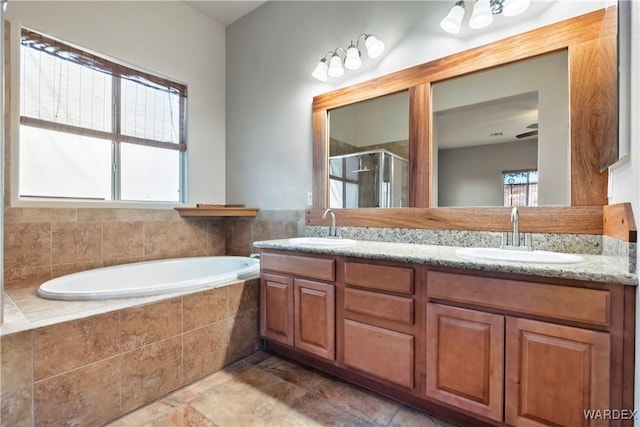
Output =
[{"x1": 37, "y1": 256, "x2": 260, "y2": 301}]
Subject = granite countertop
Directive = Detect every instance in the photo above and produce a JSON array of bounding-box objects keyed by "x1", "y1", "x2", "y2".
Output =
[{"x1": 253, "y1": 239, "x2": 638, "y2": 286}]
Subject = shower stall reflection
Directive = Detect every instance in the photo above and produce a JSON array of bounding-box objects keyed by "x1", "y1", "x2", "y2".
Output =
[{"x1": 329, "y1": 149, "x2": 408, "y2": 208}]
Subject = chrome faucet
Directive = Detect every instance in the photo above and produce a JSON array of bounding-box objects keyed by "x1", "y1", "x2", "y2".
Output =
[
  {"x1": 322, "y1": 208, "x2": 340, "y2": 238},
  {"x1": 501, "y1": 207, "x2": 532, "y2": 251},
  {"x1": 511, "y1": 207, "x2": 520, "y2": 246}
]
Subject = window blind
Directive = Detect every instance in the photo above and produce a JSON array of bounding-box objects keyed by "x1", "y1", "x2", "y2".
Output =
[{"x1": 20, "y1": 28, "x2": 187, "y2": 151}]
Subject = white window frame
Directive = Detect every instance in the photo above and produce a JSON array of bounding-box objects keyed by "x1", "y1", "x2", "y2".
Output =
[{"x1": 15, "y1": 28, "x2": 187, "y2": 208}]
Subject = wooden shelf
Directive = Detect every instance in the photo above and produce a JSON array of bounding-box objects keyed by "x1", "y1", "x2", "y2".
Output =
[{"x1": 175, "y1": 205, "x2": 258, "y2": 217}]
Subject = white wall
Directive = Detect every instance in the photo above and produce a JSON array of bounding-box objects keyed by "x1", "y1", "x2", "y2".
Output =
[
  {"x1": 6, "y1": 1, "x2": 226, "y2": 205},
  {"x1": 226, "y1": 0, "x2": 607, "y2": 210}
]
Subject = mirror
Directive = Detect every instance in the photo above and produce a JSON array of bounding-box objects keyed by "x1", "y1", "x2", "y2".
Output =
[
  {"x1": 433, "y1": 50, "x2": 568, "y2": 207},
  {"x1": 311, "y1": 8, "x2": 616, "y2": 233},
  {"x1": 328, "y1": 91, "x2": 409, "y2": 208}
]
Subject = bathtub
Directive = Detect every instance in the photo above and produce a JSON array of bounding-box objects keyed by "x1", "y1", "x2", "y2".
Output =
[{"x1": 37, "y1": 256, "x2": 261, "y2": 301}]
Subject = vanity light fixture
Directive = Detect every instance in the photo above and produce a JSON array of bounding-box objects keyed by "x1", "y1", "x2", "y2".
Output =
[
  {"x1": 312, "y1": 33, "x2": 384, "y2": 81},
  {"x1": 440, "y1": 0, "x2": 530, "y2": 34}
]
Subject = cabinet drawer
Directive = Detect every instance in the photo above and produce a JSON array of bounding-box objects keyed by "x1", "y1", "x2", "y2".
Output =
[
  {"x1": 344, "y1": 262, "x2": 414, "y2": 295},
  {"x1": 427, "y1": 271, "x2": 611, "y2": 327},
  {"x1": 262, "y1": 253, "x2": 335, "y2": 282},
  {"x1": 344, "y1": 288, "x2": 414, "y2": 325},
  {"x1": 343, "y1": 319, "x2": 414, "y2": 389}
]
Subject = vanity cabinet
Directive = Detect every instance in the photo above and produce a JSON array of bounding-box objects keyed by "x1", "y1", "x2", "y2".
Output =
[
  {"x1": 260, "y1": 252, "x2": 336, "y2": 361},
  {"x1": 426, "y1": 270, "x2": 616, "y2": 427},
  {"x1": 258, "y1": 249, "x2": 634, "y2": 427},
  {"x1": 341, "y1": 261, "x2": 418, "y2": 391},
  {"x1": 505, "y1": 317, "x2": 610, "y2": 427},
  {"x1": 426, "y1": 303, "x2": 505, "y2": 421}
]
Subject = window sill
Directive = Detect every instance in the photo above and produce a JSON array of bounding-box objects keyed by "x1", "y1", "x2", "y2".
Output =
[{"x1": 10, "y1": 198, "x2": 184, "y2": 210}]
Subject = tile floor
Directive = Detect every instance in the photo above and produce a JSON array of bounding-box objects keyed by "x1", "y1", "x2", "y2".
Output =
[{"x1": 107, "y1": 351, "x2": 459, "y2": 427}]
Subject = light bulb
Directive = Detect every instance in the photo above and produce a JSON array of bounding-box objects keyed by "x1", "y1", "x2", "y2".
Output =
[
  {"x1": 469, "y1": 0, "x2": 493, "y2": 29},
  {"x1": 503, "y1": 0, "x2": 530, "y2": 17},
  {"x1": 344, "y1": 44, "x2": 362, "y2": 70},
  {"x1": 440, "y1": 2, "x2": 466, "y2": 34},
  {"x1": 365, "y1": 35, "x2": 384, "y2": 59},
  {"x1": 327, "y1": 53, "x2": 344, "y2": 78},
  {"x1": 312, "y1": 58, "x2": 328, "y2": 81}
]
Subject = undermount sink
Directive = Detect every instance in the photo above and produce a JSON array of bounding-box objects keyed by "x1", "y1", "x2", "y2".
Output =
[
  {"x1": 456, "y1": 247, "x2": 584, "y2": 264},
  {"x1": 287, "y1": 237, "x2": 357, "y2": 247}
]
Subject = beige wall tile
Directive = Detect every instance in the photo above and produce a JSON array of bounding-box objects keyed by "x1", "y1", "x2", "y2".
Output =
[
  {"x1": 178, "y1": 219, "x2": 210, "y2": 255},
  {"x1": 51, "y1": 260, "x2": 103, "y2": 279},
  {"x1": 33, "y1": 312, "x2": 120, "y2": 380},
  {"x1": 183, "y1": 318, "x2": 233, "y2": 385},
  {"x1": 103, "y1": 256, "x2": 144, "y2": 267},
  {"x1": 4, "y1": 207, "x2": 78, "y2": 224},
  {"x1": 77, "y1": 208, "x2": 179, "y2": 222},
  {"x1": 120, "y1": 298, "x2": 182, "y2": 352},
  {"x1": 144, "y1": 221, "x2": 180, "y2": 259},
  {"x1": 208, "y1": 220, "x2": 226, "y2": 253},
  {"x1": 34, "y1": 357, "x2": 120, "y2": 427},
  {"x1": 253, "y1": 220, "x2": 298, "y2": 242},
  {"x1": 4, "y1": 222, "x2": 51, "y2": 269},
  {"x1": 183, "y1": 287, "x2": 229, "y2": 331},
  {"x1": 103, "y1": 221, "x2": 144, "y2": 261},
  {"x1": 228, "y1": 309, "x2": 259, "y2": 362},
  {"x1": 51, "y1": 222, "x2": 102, "y2": 264},
  {"x1": 227, "y1": 219, "x2": 253, "y2": 255},
  {"x1": 1, "y1": 331, "x2": 34, "y2": 427},
  {"x1": 120, "y1": 336, "x2": 182, "y2": 414},
  {"x1": 228, "y1": 280, "x2": 259, "y2": 316},
  {"x1": 4, "y1": 265, "x2": 51, "y2": 289}
]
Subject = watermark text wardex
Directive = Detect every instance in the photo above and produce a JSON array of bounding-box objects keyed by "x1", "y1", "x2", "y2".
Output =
[{"x1": 584, "y1": 409, "x2": 638, "y2": 420}]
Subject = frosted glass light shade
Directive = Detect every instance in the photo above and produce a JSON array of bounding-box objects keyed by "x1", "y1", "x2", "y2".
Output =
[
  {"x1": 365, "y1": 35, "x2": 384, "y2": 59},
  {"x1": 503, "y1": 0, "x2": 530, "y2": 17},
  {"x1": 345, "y1": 45, "x2": 362, "y2": 70},
  {"x1": 328, "y1": 54, "x2": 344, "y2": 78},
  {"x1": 469, "y1": 0, "x2": 493, "y2": 29},
  {"x1": 312, "y1": 59, "x2": 328, "y2": 81},
  {"x1": 440, "y1": 3, "x2": 465, "y2": 34}
]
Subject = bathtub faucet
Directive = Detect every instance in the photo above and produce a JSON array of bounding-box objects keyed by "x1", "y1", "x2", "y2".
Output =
[{"x1": 322, "y1": 208, "x2": 341, "y2": 239}]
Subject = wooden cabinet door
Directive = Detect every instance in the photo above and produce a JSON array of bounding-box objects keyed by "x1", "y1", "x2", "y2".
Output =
[
  {"x1": 426, "y1": 303, "x2": 504, "y2": 422},
  {"x1": 260, "y1": 273, "x2": 294, "y2": 346},
  {"x1": 505, "y1": 317, "x2": 611, "y2": 427},
  {"x1": 294, "y1": 279, "x2": 335, "y2": 360},
  {"x1": 343, "y1": 319, "x2": 415, "y2": 389}
]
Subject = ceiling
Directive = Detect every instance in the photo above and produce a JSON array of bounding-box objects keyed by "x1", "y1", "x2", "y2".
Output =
[
  {"x1": 434, "y1": 92, "x2": 539, "y2": 150},
  {"x1": 184, "y1": 1, "x2": 267, "y2": 26}
]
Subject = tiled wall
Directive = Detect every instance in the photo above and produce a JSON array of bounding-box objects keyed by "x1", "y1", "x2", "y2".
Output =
[
  {"x1": 3, "y1": 208, "x2": 226, "y2": 290},
  {"x1": 3, "y1": 208, "x2": 305, "y2": 289},
  {"x1": 1, "y1": 280, "x2": 259, "y2": 426},
  {"x1": 225, "y1": 210, "x2": 305, "y2": 256}
]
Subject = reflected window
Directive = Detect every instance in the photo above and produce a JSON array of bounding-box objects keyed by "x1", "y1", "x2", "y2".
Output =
[{"x1": 503, "y1": 170, "x2": 538, "y2": 207}]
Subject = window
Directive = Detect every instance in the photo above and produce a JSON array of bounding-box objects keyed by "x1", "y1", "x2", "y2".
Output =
[
  {"x1": 19, "y1": 29, "x2": 187, "y2": 202},
  {"x1": 503, "y1": 170, "x2": 538, "y2": 207}
]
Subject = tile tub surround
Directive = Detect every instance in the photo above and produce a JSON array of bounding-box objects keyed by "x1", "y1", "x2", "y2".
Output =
[
  {"x1": 0, "y1": 279, "x2": 259, "y2": 427},
  {"x1": 3, "y1": 207, "x2": 226, "y2": 290},
  {"x1": 254, "y1": 239, "x2": 638, "y2": 286},
  {"x1": 108, "y1": 352, "x2": 459, "y2": 427}
]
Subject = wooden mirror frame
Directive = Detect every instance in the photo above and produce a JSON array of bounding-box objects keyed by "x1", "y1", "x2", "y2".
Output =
[{"x1": 309, "y1": 8, "x2": 617, "y2": 235}]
